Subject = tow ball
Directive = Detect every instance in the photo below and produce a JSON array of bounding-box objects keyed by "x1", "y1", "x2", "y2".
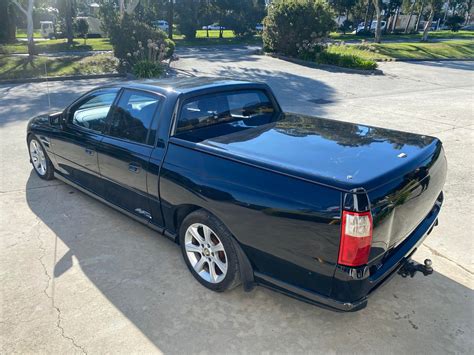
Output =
[{"x1": 398, "y1": 259, "x2": 433, "y2": 278}]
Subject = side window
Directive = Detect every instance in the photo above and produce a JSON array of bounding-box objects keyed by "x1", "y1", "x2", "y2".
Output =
[
  {"x1": 177, "y1": 90, "x2": 275, "y2": 133},
  {"x1": 70, "y1": 90, "x2": 118, "y2": 132},
  {"x1": 108, "y1": 89, "x2": 161, "y2": 144}
]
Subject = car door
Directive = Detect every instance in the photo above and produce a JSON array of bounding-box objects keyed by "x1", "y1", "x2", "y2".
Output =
[
  {"x1": 98, "y1": 88, "x2": 164, "y2": 224},
  {"x1": 51, "y1": 88, "x2": 119, "y2": 194}
]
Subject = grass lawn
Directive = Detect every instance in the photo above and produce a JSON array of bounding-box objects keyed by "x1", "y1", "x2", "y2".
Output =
[
  {"x1": 15, "y1": 29, "x2": 43, "y2": 38},
  {"x1": 2, "y1": 30, "x2": 259, "y2": 53},
  {"x1": 330, "y1": 30, "x2": 474, "y2": 42},
  {"x1": 0, "y1": 38, "x2": 113, "y2": 54},
  {"x1": 327, "y1": 40, "x2": 474, "y2": 61},
  {"x1": 0, "y1": 54, "x2": 119, "y2": 80},
  {"x1": 173, "y1": 29, "x2": 262, "y2": 46}
]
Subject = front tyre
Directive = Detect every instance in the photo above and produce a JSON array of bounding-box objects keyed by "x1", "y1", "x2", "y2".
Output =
[
  {"x1": 28, "y1": 135, "x2": 54, "y2": 180},
  {"x1": 179, "y1": 210, "x2": 241, "y2": 292}
]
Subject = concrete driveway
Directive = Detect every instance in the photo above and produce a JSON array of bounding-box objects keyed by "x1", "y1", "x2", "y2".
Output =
[{"x1": 1, "y1": 48, "x2": 473, "y2": 354}]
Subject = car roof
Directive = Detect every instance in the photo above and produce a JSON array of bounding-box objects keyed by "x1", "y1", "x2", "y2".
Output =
[{"x1": 118, "y1": 77, "x2": 260, "y2": 95}]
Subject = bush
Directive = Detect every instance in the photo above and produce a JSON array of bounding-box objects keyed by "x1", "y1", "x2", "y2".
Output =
[
  {"x1": 263, "y1": 0, "x2": 335, "y2": 57},
  {"x1": 296, "y1": 38, "x2": 325, "y2": 61},
  {"x1": 317, "y1": 51, "x2": 377, "y2": 70},
  {"x1": 75, "y1": 18, "x2": 89, "y2": 44},
  {"x1": 445, "y1": 15, "x2": 464, "y2": 32},
  {"x1": 108, "y1": 14, "x2": 174, "y2": 69},
  {"x1": 132, "y1": 60, "x2": 165, "y2": 78},
  {"x1": 339, "y1": 19, "x2": 353, "y2": 34}
]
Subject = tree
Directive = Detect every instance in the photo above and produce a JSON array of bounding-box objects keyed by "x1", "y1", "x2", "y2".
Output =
[
  {"x1": 403, "y1": 0, "x2": 417, "y2": 33},
  {"x1": 414, "y1": 0, "x2": 425, "y2": 30},
  {"x1": 12, "y1": 0, "x2": 35, "y2": 55},
  {"x1": 0, "y1": 1, "x2": 17, "y2": 43},
  {"x1": 213, "y1": 0, "x2": 266, "y2": 38},
  {"x1": 329, "y1": 0, "x2": 357, "y2": 22},
  {"x1": 372, "y1": 0, "x2": 382, "y2": 43},
  {"x1": 76, "y1": 18, "x2": 89, "y2": 44},
  {"x1": 168, "y1": 0, "x2": 174, "y2": 39},
  {"x1": 119, "y1": 0, "x2": 140, "y2": 15},
  {"x1": 175, "y1": 0, "x2": 207, "y2": 40},
  {"x1": 421, "y1": 0, "x2": 442, "y2": 41},
  {"x1": 445, "y1": 14, "x2": 464, "y2": 31},
  {"x1": 263, "y1": 0, "x2": 335, "y2": 57},
  {"x1": 58, "y1": 0, "x2": 76, "y2": 45},
  {"x1": 465, "y1": 0, "x2": 473, "y2": 24}
]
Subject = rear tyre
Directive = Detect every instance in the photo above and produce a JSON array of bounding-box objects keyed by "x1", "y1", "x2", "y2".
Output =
[
  {"x1": 28, "y1": 135, "x2": 54, "y2": 180},
  {"x1": 179, "y1": 210, "x2": 241, "y2": 292}
]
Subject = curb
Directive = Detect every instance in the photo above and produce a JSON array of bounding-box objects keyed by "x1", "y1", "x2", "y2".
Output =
[
  {"x1": 264, "y1": 52, "x2": 383, "y2": 75},
  {"x1": 0, "y1": 73, "x2": 126, "y2": 85},
  {"x1": 375, "y1": 57, "x2": 474, "y2": 62}
]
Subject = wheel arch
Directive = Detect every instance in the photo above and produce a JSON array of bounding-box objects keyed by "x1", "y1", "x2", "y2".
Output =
[{"x1": 173, "y1": 204, "x2": 255, "y2": 291}]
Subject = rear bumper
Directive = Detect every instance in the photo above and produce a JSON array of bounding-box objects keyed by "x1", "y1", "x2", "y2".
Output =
[{"x1": 255, "y1": 192, "x2": 443, "y2": 312}]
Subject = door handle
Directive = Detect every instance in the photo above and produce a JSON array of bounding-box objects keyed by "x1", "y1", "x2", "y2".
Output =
[
  {"x1": 85, "y1": 148, "x2": 95, "y2": 156},
  {"x1": 128, "y1": 162, "x2": 141, "y2": 173}
]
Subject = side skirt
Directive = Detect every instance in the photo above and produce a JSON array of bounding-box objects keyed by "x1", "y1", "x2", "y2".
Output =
[{"x1": 54, "y1": 172, "x2": 176, "y2": 242}]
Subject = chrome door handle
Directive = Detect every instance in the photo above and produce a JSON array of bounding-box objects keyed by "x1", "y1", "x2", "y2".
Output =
[{"x1": 128, "y1": 163, "x2": 141, "y2": 173}]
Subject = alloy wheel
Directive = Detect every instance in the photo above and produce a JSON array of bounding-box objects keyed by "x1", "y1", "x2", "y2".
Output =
[
  {"x1": 184, "y1": 223, "x2": 228, "y2": 284},
  {"x1": 29, "y1": 139, "x2": 47, "y2": 176}
]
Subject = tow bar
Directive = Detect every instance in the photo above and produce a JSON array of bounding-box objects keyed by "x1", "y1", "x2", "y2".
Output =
[{"x1": 398, "y1": 259, "x2": 433, "y2": 278}]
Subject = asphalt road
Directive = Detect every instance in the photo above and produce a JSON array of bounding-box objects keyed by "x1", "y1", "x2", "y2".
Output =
[{"x1": 1, "y1": 48, "x2": 473, "y2": 354}]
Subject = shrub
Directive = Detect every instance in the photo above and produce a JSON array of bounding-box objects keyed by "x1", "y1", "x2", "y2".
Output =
[
  {"x1": 108, "y1": 14, "x2": 174, "y2": 69},
  {"x1": 339, "y1": 19, "x2": 353, "y2": 34},
  {"x1": 75, "y1": 18, "x2": 89, "y2": 44},
  {"x1": 296, "y1": 37, "x2": 325, "y2": 61},
  {"x1": 127, "y1": 38, "x2": 170, "y2": 78},
  {"x1": 445, "y1": 15, "x2": 464, "y2": 32},
  {"x1": 317, "y1": 51, "x2": 377, "y2": 70},
  {"x1": 132, "y1": 60, "x2": 165, "y2": 78},
  {"x1": 263, "y1": 0, "x2": 335, "y2": 57}
]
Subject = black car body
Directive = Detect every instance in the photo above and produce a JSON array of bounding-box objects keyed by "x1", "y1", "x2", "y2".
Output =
[{"x1": 26, "y1": 78, "x2": 447, "y2": 311}]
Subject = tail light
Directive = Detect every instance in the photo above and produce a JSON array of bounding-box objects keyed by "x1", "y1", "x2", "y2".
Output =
[{"x1": 338, "y1": 210, "x2": 373, "y2": 267}]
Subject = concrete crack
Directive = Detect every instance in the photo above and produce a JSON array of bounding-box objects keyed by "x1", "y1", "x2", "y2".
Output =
[{"x1": 34, "y1": 218, "x2": 87, "y2": 354}]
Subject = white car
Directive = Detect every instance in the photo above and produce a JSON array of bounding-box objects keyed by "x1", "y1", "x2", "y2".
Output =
[
  {"x1": 356, "y1": 20, "x2": 387, "y2": 34},
  {"x1": 202, "y1": 24, "x2": 225, "y2": 30},
  {"x1": 152, "y1": 20, "x2": 169, "y2": 32}
]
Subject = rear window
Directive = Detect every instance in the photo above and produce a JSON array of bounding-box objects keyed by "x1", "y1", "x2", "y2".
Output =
[{"x1": 177, "y1": 90, "x2": 275, "y2": 133}]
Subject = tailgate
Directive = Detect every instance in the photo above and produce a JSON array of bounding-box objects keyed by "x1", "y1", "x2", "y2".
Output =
[{"x1": 367, "y1": 141, "x2": 447, "y2": 264}]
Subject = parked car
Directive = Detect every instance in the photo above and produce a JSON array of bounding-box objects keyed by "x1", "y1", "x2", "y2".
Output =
[
  {"x1": 356, "y1": 20, "x2": 387, "y2": 34},
  {"x1": 461, "y1": 24, "x2": 474, "y2": 31},
  {"x1": 26, "y1": 78, "x2": 446, "y2": 311},
  {"x1": 152, "y1": 20, "x2": 169, "y2": 32},
  {"x1": 202, "y1": 23, "x2": 225, "y2": 30},
  {"x1": 255, "y1": 23, "x2": 264, "y2": 31}
]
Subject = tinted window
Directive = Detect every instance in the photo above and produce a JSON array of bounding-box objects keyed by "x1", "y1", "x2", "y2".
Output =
[
  {"x1": 108, "y1": 90, "x2": 161, "y2": 144},
  {"x1": 71, "y1": 90, "x2": 118, "y2": 132},
  {"x1": 177, "y1": 90, "x2": 275, "y2": 133}
]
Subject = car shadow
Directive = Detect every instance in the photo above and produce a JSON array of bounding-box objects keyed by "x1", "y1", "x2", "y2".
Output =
[
  {"x1": 25, "y1": 171, "x2": 473, "y2": 353},
  {"x1": 175, "y1": 45, "x2": 262, "y2": 63},
  {"x1": 171, "y1": 65, "x2": 338, "y2": 118}
]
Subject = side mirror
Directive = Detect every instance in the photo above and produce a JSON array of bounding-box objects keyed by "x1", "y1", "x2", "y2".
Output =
[{"x1": 49, "y1": 111, "x2": 67, "y2": 128}]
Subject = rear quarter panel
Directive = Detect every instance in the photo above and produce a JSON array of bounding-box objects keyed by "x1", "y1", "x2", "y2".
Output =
[{"x1": 159, "y1": 141, "x2": 342, "y2": 296}]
